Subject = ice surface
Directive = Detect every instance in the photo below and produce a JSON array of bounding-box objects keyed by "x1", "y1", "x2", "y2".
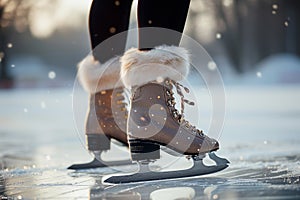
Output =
[{"x1": 0, "y1": 84, "x2": 300, "y2": 199}]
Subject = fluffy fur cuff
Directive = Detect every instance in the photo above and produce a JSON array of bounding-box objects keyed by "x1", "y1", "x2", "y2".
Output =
[
  {"x1": 77, "y1": 55, "x2": 122, "y2": 93},
  {"x1": 120, "y1": 45, "x2": 190, "y2": 88}
]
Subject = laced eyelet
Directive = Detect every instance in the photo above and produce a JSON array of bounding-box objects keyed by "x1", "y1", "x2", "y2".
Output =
[
  {"x1": 197, "y1": 130, "x2": 204, "y2": 136},
  {"x1": 185, "y1": 122, "x2": 190, "y2": 128},
  {"x1": 116, "y1": 100, "x2": 123, "y2": 105},
  {"x1": 173, "y1": 111, "x2": 178, "y2": 118}
]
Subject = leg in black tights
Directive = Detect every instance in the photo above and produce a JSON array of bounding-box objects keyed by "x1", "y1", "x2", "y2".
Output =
[
  {"x1": 89, "y1": 0, "x2": 191, "y2": 58},
  {"x1": 89, "y1": 0, "x2": 133, "y2": 62},
  {"x1": 137, "y1": 0, "x2": 191, "y2": 49}
]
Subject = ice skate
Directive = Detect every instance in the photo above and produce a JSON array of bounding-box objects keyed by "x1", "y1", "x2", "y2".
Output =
[
  {"x1": 68, "y1": 55, "x2": 132, "y2": 170},
  {"x1": 103, "y1": 46, "x2": 229, "y2": 184}
]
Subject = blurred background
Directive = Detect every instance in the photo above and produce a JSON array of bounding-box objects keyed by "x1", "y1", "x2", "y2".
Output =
[
  {"x1": 0, "y1": 0, "x2": 299, "y2": 88},
  {"x1": 0, "y1": 1, "x2": 300, "y2": 198}
]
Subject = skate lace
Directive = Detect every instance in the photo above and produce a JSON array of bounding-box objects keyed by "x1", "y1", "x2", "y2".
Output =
[{"x1": 166, "y1": 79, "x2": 204, "y2": 136}]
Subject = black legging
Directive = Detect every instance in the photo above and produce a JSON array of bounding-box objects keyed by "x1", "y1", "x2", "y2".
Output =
[{"x1": 89, "y1": 0, "x2": 191, "y2": 62}]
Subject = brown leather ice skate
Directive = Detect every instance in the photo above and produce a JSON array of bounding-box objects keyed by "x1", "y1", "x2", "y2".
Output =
[
  {"x1": 102, "y1": 45, "x2": 229, "y2": 184},
  {"x1": 127, "y1": 80, "x2": 219, "y2": 160},
  {"x1": 85, "y1": 87, "x2": 128, "y2": 151},
  {"x1": 68, "y1": 55, "x2": 132, "y2": 170},
  {"x1": 120, "y1": 45, "x2": 219, "y2": 161},
  {"x1": 77, "y1": 55, "x2": 129, "y2": 152}
]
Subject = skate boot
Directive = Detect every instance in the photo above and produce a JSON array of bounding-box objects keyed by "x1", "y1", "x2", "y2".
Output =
[
  {"x1": 68, "y1": 55, "x2": 132, "y2": 170},
  {"x1": 104, "y1": 46, "x2": 229, "y2": 183},
  {"x1": 127, "y1": 80, "x2": 219, "y2": 160}
]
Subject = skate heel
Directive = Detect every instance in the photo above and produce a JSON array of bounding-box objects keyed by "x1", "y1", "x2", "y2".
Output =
[
  {"x1": 129, "y1": 139, "x2": 160, "y2": 161},
  {"x1": 87, "y1": 134, "x2": 111, "y2": 151}
]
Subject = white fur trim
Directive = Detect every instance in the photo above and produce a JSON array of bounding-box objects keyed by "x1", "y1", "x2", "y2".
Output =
[
  {"x1": 77, "y1": 55, "x2": 122, "y2": 93},
  {"x1": 120, "y1": 45, "x2": 190, "y2": 88}
]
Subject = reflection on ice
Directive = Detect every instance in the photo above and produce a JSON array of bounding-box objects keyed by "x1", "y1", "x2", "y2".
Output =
[{"x1": 150, "y1": 187, "x2": 195, "y2": 200}]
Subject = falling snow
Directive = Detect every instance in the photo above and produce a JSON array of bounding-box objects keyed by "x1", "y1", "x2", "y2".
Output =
[
  {"x1": 11, "y1": 64, "x2": 15, "y2": 68},
  {"x1": 271, "y1": 4, "x2": 278, "y2": 15},
  {"x1": 216, "y1": 33, "x2": 222, "y2": 39},
  {"x1": 272, "y1": 4, "x2": 278, "y2": 10},
  {"x1": 256, "y1": 72, "x2": 262, "y2": 78},
  {"x1": 208, "y1": 61, "x2": 217, "y2": 71},
  {"x1": 46, "y1": 155, "x2": 51, "y2": 161},
  {"x1": 156, "y1": 76, "x2": 164, "y2": 83},
  {"x1": 284, "y1": 21, "x2": 289, "y2": 27},
  {"x1": 48, "y1": 71, "x2": 56, "y2": 79},
  {"x1": 0, "y1": 52, "x2": 4, "y2": 62},
  {"x1": 24, "y1": 108, "x2": 28, "y2": 113},
  {"x1": 223, "y1": 0, "x2": 233, "y2": 7},
  {"x1": 7, "y1": 43, "x2": 13, "y2": 48}
]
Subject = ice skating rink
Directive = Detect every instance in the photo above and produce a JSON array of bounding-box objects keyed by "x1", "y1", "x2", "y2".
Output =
[{"x1": 0, "y1": 85, "x2": 299, "y2": 199}]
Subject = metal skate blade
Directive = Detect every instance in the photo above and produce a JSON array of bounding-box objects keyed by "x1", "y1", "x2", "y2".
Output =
[
  {"x1": 68, "y1": 158, "x2": 133, "y2": 170},
  {"x1": 208, "y1": 152, "x2": 230, "y2": 164},
  {"x1": 160, "y1": 146, "x2": 182, "y2": 157},
  {"x1": 68, "y1": 158, "x2": 105, "y2": 170},
  {"x1": 103, "y1": 153, "x2": 229, "y2": 184}
]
